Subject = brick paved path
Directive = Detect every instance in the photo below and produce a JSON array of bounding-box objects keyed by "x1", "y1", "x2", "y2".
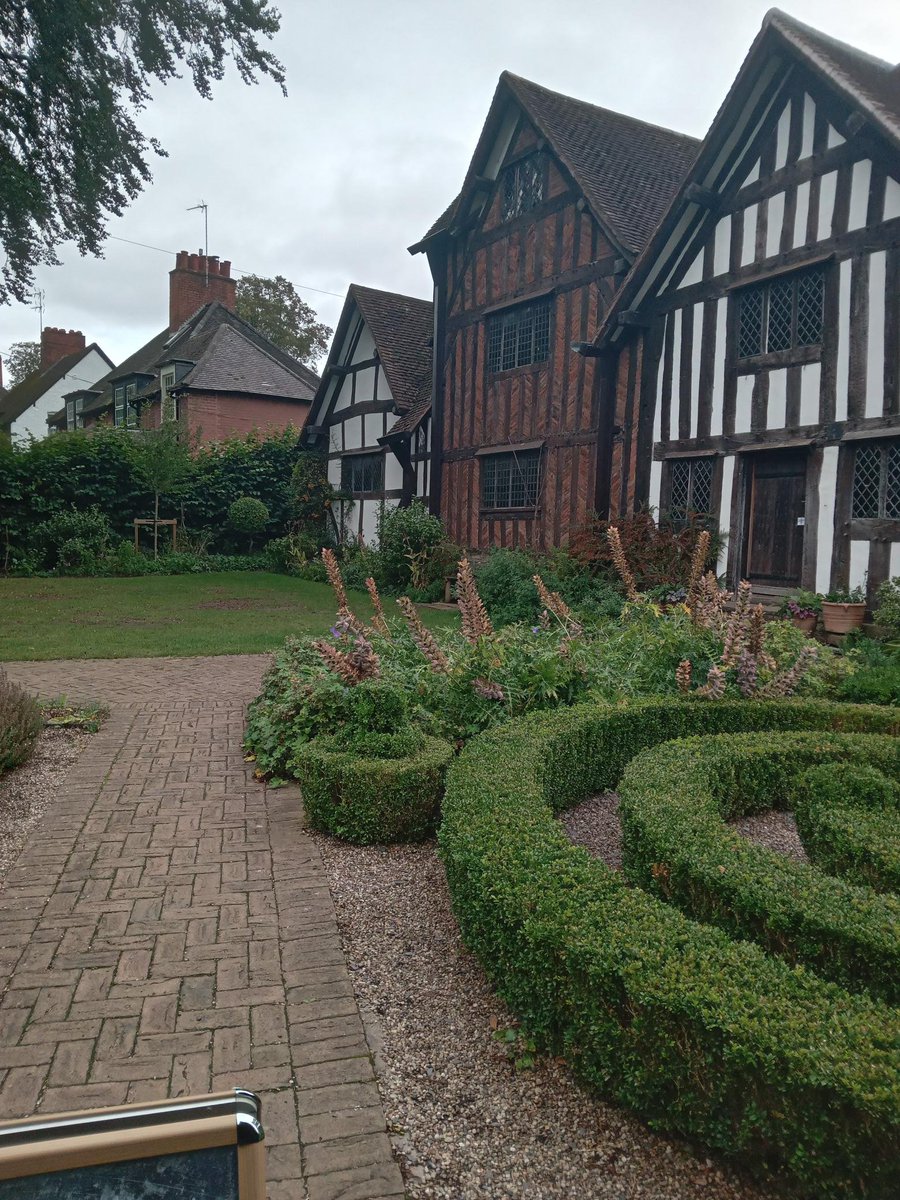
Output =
[{"x1": 0, "y1": 657, "x2": 405, "y2": 1200}]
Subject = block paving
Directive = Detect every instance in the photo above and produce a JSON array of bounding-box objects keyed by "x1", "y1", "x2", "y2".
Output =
[{"x1": 0, "y1": 656, "x2": 405, "y2": 1199}]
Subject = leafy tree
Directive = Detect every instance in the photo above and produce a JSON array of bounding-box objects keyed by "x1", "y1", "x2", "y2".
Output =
[
  {"x1": 229, "y1": 495, "x2": 269, "y2": 551},
  {"x1": 235, "y1": 275, "x2": 331, "y2": 364},
  {"x1": 4, "y1": 341, "x2": 40, "y2": 388},
  {"x1": 134, "y1": 420, "x2": 194, "y2": 557},
  {"x1": 0, "y1": 2, "x2": 285, "y2": 305}
]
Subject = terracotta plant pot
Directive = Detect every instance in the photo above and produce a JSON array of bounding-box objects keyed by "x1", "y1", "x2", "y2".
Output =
[
  {"x1": 821, "y1": 602, "x2": 866, "y2": 634},
  {"x1": 791, "y1": 614, "x2": 818, "y2": 635}
]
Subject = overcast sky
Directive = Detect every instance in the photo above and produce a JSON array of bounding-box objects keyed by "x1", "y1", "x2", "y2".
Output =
[{"x1": 2, "y1": 0, "x2": 898, "y2": 373}]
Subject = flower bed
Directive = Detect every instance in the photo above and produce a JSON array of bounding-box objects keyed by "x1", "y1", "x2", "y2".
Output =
[
  {"x1": 438, "y1": 698, "x2": 900, "y2": 1199},
  {"x1": 618, "y1": 731, "x2": 900, "y2": 1001}
]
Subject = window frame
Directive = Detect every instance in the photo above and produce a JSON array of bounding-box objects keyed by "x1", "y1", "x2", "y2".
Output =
[
  {"x1": 340, "y1": 451, "x2": 385, "y2": 496},
  {"x1": 65, "y1": 396, "x2": 84, "y2": 431},
  {"x1": 850, "y1": 439, "x2": 900, "y2": 525},
  {"x1": 161, "y1": 368, "x2": 178, "y2": 422},
  {"x1": 487, "y1": 298, "x2": 552, "y2": 376},
  {"x1": 479, "y1": 448, "x2": 543, "y2": 513},
  {"x1": 113, "y1": 381, "x2": 139, "y2": 429},
  {"x1": 733, "y1": 264, "x2": 826, "y2": 370},
  {"x1": 500, "y1": 152, "x2": 546, "y2": 223},
  {"x1": 663, "y1": 456, "x2": 717, "y2": 529}
]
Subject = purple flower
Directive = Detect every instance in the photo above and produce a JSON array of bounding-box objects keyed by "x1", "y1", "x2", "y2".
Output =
[
  {"x1": 330, "y1": 626, "x2": 341, "y2": 638},
  {"x1": 531, "y1": 626, "x2": 540, "y2": 634}
]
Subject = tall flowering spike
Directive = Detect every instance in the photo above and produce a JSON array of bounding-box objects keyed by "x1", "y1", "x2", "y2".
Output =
[
  {"x1": 322, "y1": 548, "x2": 348, "y2": 611},
  {"x1": 736, "y1": 648, "x2": 759, "y2": 697},
  {"x1": 687, "y1": 529, "x2": 711, "y2": 605},
  {"x1": 676, "y1": 659, "x2": 693, "y2": 694},
  {"x1": 472, "y1": 677, "x2": 505, "y2": 701},
  {"x1": 748, "y1": 604, "x2": 766, "y2": 657},
  {"x1": 693, "y1": 571, "x2": 727, "y2": 632},
  {"x1": 606, "y1": 526, "x2": 639, "y2": 602},
  {"x1": 539, "y1": 609, "x2": 551, "y2": 631},
  {"x1": 456, "y1": 558, "x2": 493, "y2": 644},
  {"x1": 759, "y1": 644, "x2": 818, "y2": 698},
  {"x1": 313, "y1": 638, "x2": 362, "y2": 685},
  {"x1": 533, "y1": 575, "x2": 583, "y2": 635},
  {"x1": 365, "y1": 577, "x2": 390, "y2": 638},
  {"x1": 721, "y1": 580, "x2": 753, "y2": 666},
  {"x1": 346, "y1": 630, "x2": 381, "y2": 681},
  {"x1": 697, "y1": 664, "x2": 727, "y2": 700},
  {"x1": 397, "y1": 596, "x2": 449, "y2": 673}
]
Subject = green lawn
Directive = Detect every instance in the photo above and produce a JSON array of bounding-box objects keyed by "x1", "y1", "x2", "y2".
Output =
[{"x1": 0, "y1": 572, "x2": 458, "y2": 661}]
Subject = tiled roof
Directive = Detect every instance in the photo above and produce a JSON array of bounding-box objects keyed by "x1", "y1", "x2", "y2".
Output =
[
  {"x1": 183, "y1": 323, "x2": 314, "y2": 399},
  {"x1": 386, "y1": 395, "x2": 431, "y2": 437},
  {"x1": 349, "y1": 285, "x2": 433, "y2": 413},
  {"x1": 413, "y1": 72, "x2": 700, "y2": 256},
  {"x1": 0, "y1": 344, "x2": 112, "y2": 427}
]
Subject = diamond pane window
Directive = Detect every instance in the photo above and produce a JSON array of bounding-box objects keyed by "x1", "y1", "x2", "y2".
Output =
[
  {"x1": 502, "y1": 154, "x2": 545, "y2": 221},
  {"x1": 341, "y1": 452, "x2": 384, "y2": 495},
  {"x1": 737, "y1": 266, "x2": 825, "y2": 361},
  {"x1": 480, "y1": 450, "x2": 541, "y2": 510},
  {"x1": 487, "y1": 301, "x2": 551, "y2": 374},
  {"x1": 668, "y1": 457, "x2": 715, "y2": 527},
  {"x1": 852, "y1": 442, "x2": 900, "y2": 520}
]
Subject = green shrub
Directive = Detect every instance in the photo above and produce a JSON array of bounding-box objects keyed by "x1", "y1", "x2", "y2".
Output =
[
  {"x1": 228, "y1": 496, "x2": 270, "y2": 551},
  {"x1": 438, "y1": 698, "x2": 900, "y2": 1199},
  {"x1": 375, "y1": 500, "x2": 445, "y2": 588},
  {"x1": 796, "y1": 762, "x2": 900, "y2": 894},
  {"x1": 292, "y1": 731, "x2": 454, "y2": 844},
  {"x1": 475, "y1": 548, "x2": 623, "y2": 627},
  {"x1": 264, "y1": 532, "x2": 318, "y2": 572},
  {"x1": 618, "y1": 732, "x2": 900, "y2": 1001},
  {"x1": 838, "y1": 661, "x2": 900, "y2": 705},
  {"x1": 30, "y1": 505, "x2": 112, "y2": 571},
  {"x1": 0, "y1": 671, "x2": 42, "y2": 774}
]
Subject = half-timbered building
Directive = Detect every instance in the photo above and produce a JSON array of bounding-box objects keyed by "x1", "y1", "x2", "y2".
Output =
[
  {"x1": 301, "y1": 285, "x2": 433, "y2": 544},
  {"x1": 410, "y1": 72, "x2": 698, "y2": 550},
  {"x1": 589, "y1": 9, "x2": 900, "y2": 601}
]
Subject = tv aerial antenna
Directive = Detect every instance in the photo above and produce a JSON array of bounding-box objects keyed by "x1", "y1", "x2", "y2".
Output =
[{"x1": 187, "y1": 201, "x2": 209, "y2": 283}]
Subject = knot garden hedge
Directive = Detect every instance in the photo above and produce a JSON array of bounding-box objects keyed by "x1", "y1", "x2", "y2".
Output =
[{"x1": 438, "y1": 698, "x2": 900, "y2": 1198}]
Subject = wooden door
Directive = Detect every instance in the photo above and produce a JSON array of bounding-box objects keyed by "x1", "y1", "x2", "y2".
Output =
[{"x1": 743, "y1": 451, "x2": 807, "y2": 585}]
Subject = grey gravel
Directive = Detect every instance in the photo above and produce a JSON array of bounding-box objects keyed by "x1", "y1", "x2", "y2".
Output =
[
  {"x1": 314, "y1": 833, "x2": 766, "y2": 1200},
  {"x1": 0, "y1": 727, "x2": 93, "y2": 882},
  {"x1": 731, "y1": 810, "x2": 809, "y2": 862}
]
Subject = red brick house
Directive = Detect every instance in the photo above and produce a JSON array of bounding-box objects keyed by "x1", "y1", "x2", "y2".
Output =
[
  {"x1": 410, "y1": 72, "x2": 699, "y2": 550},
  {"x1": 49, "y1": 252, "x2": 318, "y2": 441}
]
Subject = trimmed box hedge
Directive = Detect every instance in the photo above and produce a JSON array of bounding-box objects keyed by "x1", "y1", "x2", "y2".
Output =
[
  {"x1": 291, "y1": 732, "x2": 454, "y2": 844},
  {"x1": 438, "y1": 698, "x2": 900, "y2": 1199},
  {"x1": 617, "y1": 732, "x2": 900, "y2": 1002},
  {"x1": 795, "y1": 761, "x2": 900, "y2": 895}
]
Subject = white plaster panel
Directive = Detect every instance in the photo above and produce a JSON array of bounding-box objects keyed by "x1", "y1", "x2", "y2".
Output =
[
  {"x1": 816, "y1": 445, "x2": 839, "y2": 594},
  {"x1": 668, "y1": 309, "x2": 682, "y2": 443},
  {"x1": 710, "y1": 298, "x2": 727, "y2": 437},
  {"x1": 793, "y1": 181, "x2": 811, "y2": 248},
  {"x1": 817, "y1": 170, "x2": 838, "y2": 242},
  {"x1": 690, "y1": 302, "x2": 703, "y2": 438},
  {"x1": 384, "y1": 454, "x2": 404, "y2": 492},
  {"x1": 885, "y1": 177, "x2": 900, "y2": 221},
  {"x1": 741, "y1": 204, "x2": 758, "y2": 266},
  {"x1": 890, "y1": 542, "x2": 900, "y2": 581},
  {"x1": 866, "y1": 250, "x2": 887, "y2": 418},
  {"x1": 800, "y1": 362, "x2": 821, "y2": 426},
  {"x1": 742, "y1": 159, "x2": 760, "y2": 187},
  {"x1": 849, "y1": 539, "x2": 869, "y2": 592},
  {"x1": 649, "y1": 460, "x2": 662, "y2": 513},
  {"x1": 827, "y1": 125, "x2": 845, "y2": 149},
  {"x1": 766, "y1": 369, "x2": 788, "y2": 430},
  {"x1": 328, "y1": 427, "x2": 341, "y2": 454},
  {"x1": 847, "y1": 159, "x2": 872, "y2": 231},
  {"x1": 766, "y1": 192, "x2": 785, "y2": 258},
  {"x1": 361, "y1": 499, "x2": 383, "y2": 547},
  {"x1": 800, "y1": 94, "x2": 816, "y2": 159},
  {"x1": 835, "y1": 259, "x2": 852, "y2": 421},
  {"x1": 713, "y1": 215, "x2": 731, "y2": 276},
  {"x1": 679, "y1": 250, "x2": 703, "y2": 288},
  {"x1": 327, "y1": 458, "x2": 342, "y2": 488},
  {"x1": 735, "y1": 374, "x2": 754, "y2": 432},
  {"x1": 330, "y1": 375, "x2": 351, "y2": 413},
  {"x1": 343, "y1": 415, "x2": 363, "y2": 450},
  {"x1": 352, "y1": 364, "x2": 377, "y2": 405},
  {"x1": 652, "y1": 316, "x2": 666, "y2": 442},
  {"x1": 718, "y1": 455, "x2": 735, "y2": 572},
  {"x1": 774, "y1": 101, "x2": 791, "y2": 170},
  {"x1": 350, "y1": 325, "x2": 376, "y2": 365}
]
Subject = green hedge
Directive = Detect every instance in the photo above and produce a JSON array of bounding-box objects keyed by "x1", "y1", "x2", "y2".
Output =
[
  {"x1": 292, "y1": 733, "x2": 455, "y2": 844},
  {"x1": 618, "y1": 732, "x2": 900, "y2": 1001},
  {"x1": 438, "y1": 698, "x2": 900, "y2": 1198},
  {"x1": 796, "y1": 762, "x2": 900, "y2": 895}
]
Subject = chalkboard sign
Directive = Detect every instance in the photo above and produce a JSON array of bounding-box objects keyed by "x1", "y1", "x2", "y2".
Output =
[{"x1": 0, "y1": 1090, "x2": 264, "y2": 1200}]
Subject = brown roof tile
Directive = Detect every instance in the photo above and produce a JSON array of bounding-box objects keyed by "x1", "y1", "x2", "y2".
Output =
[{"x1": 348, "y1": 285, "x2": 433, "y2": 413}]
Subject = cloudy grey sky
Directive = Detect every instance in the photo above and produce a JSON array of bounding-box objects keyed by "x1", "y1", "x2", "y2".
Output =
[{"x1": 2, "y1": 0, "x2": 898, "y2": 372}]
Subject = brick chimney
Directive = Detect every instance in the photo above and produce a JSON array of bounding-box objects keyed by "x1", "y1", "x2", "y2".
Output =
[
  {"x1": 41, "y1": 327, "x2": 86, "y2": 369},
  {"x1": 169, "y1": 250, "x2": 236, "y2": 331}
]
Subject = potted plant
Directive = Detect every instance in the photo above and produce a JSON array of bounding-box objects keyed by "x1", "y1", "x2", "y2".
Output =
[
  {"x1": 780, "y1": 589, "x2": 822, "y2": 634},
  {"x1": 822, "y1": 585, "x2": 867, "y2": 634}
]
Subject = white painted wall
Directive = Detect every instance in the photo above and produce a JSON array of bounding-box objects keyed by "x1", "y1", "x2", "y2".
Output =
[{"x1": 10, "y1": 347, "x2": 109, "y2": 443}]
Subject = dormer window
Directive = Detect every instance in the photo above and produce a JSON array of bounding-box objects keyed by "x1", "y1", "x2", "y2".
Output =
[
  {"x1": 114, "y1": 381, "x2": 139, "y2": 429},
  {"x1": 161, "y1": 368, "x2": 178, "y2": 421},
  {"x1": 65, "y1": 396, "x2": 84, "y2": 431},
  {"x1": 501, "y1": 153, "x2": 545, "y2": 221}
]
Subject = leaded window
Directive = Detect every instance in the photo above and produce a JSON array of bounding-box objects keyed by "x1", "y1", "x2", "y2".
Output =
[
  {"x1": 668, "y1": 457, "x2": 714, "y2": 527},
  {"x1": 736, "y1": 266, "x2": 824, "y2": 360},
  {"x1": 502, "y1": 154, "x2": 544, "y2": 221},
  {"x1": 852, "y1": 442, "x2": 900, "y2": 519},
  {"x1": 487, "y1": 301, "x2": 551, "y2": 373},
  {"x1": 481, "y1": 449, "x2": 541, "y2": 510},
  {"x1": 341, "y1": 452, "x2": 384, "y2": 495}
]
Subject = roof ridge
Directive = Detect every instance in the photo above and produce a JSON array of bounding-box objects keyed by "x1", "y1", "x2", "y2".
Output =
[
  {"x1": 349, "y1": 282, "x2": 433, "y2": 308},
  {"x1": 764, "y1": 8, "x2": 896, "y2": 73}
]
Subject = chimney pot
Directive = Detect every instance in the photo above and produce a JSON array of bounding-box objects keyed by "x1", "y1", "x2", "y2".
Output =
[
  {"x1": 40, "y1": 325, "x2": 86, "y2": 369},
  {"x1": 169, "y1": 248, "x2": 237, "y2": 330}
]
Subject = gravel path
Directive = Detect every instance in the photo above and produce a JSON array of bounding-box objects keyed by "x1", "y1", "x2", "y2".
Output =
[
  {"x1": 562, "y1": 794, "x2": 809, "y2": 867},
  {"x1": 315, "y1": 835, "x2": 765, "y2": 1200},
  {"x1": 0, "y1": 726, "x2": 93, "y2": 882}
]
